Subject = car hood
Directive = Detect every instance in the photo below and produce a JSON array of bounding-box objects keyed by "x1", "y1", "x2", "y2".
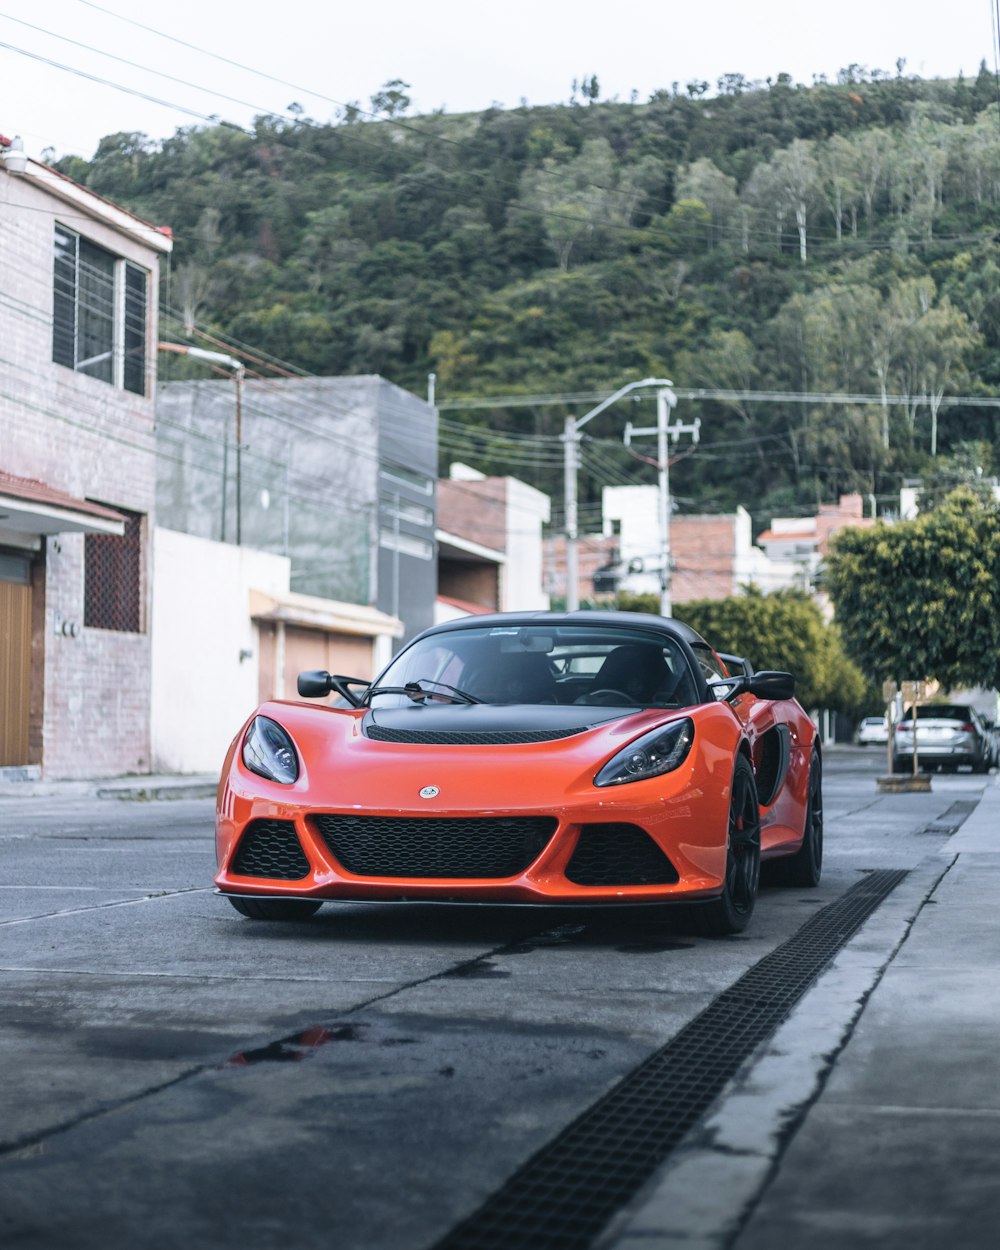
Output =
[{"x1": 364, "y1": 702, "x2": 628, "y2": 742}]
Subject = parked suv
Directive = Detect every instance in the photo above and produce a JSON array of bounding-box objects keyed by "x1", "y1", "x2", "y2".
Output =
[{"x1": 892, "y1": 704, "x2": 992, "y2": 773}]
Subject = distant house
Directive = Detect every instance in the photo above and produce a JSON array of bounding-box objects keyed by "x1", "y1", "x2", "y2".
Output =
[
  {"x1": 544, "y1": 485, "x2": 799, "y2": 609},
  {"x1": 436, "y1": 463, "x2": 550, "y2": 620},
  {"x1": 0, "y1": 136, "x2": 172, "y2": 778},
  {"x1": 755, "y1": 494, "x2": 875, "y2": 592}
]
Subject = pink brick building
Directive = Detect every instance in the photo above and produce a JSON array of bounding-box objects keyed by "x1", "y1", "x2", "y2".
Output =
[{"x1": 0, "y1": 137, "x2": 172, "y2": 777}]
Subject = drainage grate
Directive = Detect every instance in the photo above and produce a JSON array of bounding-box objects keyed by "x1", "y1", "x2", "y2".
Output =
[
  {"x1": 916, "y1": 799, "x2": 979, "y2": 836},
  {"x1": 432, "y1": 868, "x2": 907, "y2": 1250}
]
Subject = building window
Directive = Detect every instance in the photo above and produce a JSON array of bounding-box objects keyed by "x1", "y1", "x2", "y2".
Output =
[
  {"x1": 84, "y1": 507, "x2": 144, "y2": 632},
  {"x1": 53, "y1": 225, "x2": 148, "y2": 396},
  {"x1": 380, "y1": 465, "x2": 433, "y2": 495},
  {"x1": 379, "y1": 528, "x2": 434, "y2": 560}
]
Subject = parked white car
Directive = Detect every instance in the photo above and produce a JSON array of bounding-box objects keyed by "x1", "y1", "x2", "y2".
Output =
[{"x1": 856, "y1": 716, "x2": 889, "y2": 746}]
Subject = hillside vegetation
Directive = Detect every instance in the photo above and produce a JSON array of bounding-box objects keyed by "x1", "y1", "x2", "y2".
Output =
[{"x1": 58, "y1": 66, "x2": 1000, "y2": 522}]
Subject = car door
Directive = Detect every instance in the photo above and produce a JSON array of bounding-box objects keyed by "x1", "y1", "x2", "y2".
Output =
[{"x1": 692, "y1": 642, "x2": 805, "y2": 854}]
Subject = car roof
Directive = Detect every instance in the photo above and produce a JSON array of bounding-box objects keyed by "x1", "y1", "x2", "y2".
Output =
[{"x1": 414, "y1": 610, "x2": 711, "y2": 648}]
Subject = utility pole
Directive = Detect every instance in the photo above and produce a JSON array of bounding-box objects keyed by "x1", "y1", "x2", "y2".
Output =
[
  {"x1": 158, "y1": 343, "x2": 246, "y2": 543},
  {"x1": 563, "y1": 377, "x2": 672, "y2": 611},
  {"x1": 624, "y1": 388, "x2": 700, "y2": 616}
]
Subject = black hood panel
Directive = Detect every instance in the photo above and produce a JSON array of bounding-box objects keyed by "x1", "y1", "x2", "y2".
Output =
[{"x1": 365, "y1": 703, "x2": 622, "y2": 745}]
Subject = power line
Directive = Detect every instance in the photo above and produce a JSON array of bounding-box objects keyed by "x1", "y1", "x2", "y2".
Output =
[{"x1": 438, "y1": 386, "x2": 1000, "y2": 412}]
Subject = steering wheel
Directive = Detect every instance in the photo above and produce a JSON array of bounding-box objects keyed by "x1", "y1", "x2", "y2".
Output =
[{"x1": 575, "y1": 688, "x2": 635, "y2": 706}]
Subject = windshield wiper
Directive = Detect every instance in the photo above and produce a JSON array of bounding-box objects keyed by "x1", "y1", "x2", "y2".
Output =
[{"x1": 366, "y1": 680, "x2": 481, "y2": 705}]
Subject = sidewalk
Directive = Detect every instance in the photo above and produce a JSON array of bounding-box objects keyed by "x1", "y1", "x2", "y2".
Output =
[
  {"x1": 608, "y1": 774, "x2": 1000, "y2": 1249},
  {"x1": 0, "y1": 771, "x2": 217, "y2": 801}
]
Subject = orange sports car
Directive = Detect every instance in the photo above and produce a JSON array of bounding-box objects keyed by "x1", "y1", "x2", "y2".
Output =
[{"x1": 215, "y1": 611, "x2": 822, "y2": 935}]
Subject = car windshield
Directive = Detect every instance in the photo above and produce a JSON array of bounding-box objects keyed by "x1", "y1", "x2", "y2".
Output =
[
  {"x1": 900, "y1": 705, "x2": 974, "y2": 722},
  {"x1": 370, "y1": 624, "x2": 699, "y2": 709}
]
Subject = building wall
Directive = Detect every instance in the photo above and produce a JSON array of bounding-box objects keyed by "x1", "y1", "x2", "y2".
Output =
[
  {"x1": 501, "y1": 477, "x2": 550, "y2": 610},
  {"x1": 258, "y1": 626, "x2": 374, "y2": 702},
  {"x1": 437, "y1": 468, "x2": 550, "y2": 613},
  {"x1": 0, "y1": 161, "x2": 166, "y2": 777},
  {"x1": 376, "y1": 378, "x2": 438, "y2": 642},
  {"x1": 438, "y1": 560, "x2": 499, "y2": 609},
  {"x1": 157, "y1": 374, "x2": 437, "y2": 649},
  {"x1": 150, "y1": 529, "x2": 289, "y2": 775}
]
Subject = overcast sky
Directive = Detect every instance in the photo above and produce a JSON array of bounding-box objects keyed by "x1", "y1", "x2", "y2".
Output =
[{"x1": 2, "y1": 0, "x2": 998, "y2": 160}]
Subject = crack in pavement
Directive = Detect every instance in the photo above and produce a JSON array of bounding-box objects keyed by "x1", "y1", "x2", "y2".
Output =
[
  {"x1": 0, "y1": 917, "x2": 586, "y2": 1160},
  {"x1": 0, "y1": 887, "x2": 213, "y2": 927}
]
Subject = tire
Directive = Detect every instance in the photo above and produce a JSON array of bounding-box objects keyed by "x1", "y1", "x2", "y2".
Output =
[
  {"x1": 227, "y1": 896, "x2": 322, "y2": 921},
  {"x1": 768, "y1": 749, "x2": 823, "y2": 887},
  {"x1": 693, "y1": 754, "x2": 761, "y2": 936}
]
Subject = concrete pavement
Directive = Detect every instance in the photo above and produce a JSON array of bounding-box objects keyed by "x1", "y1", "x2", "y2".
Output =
[
  {"x1": 3, "y1": 757, "x2": 997, "y2": 1247},
  {"x1": 606, "y1": 772, "x2": 1000, "y2": 1249}
]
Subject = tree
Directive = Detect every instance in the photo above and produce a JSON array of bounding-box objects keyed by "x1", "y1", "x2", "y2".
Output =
[
  {"x1": 885, "y1": 279, "x2": 981, "y2": 452},
  {"x1": 520, "y1": 138, "x2": 624, "y2": 269},
  {"x1": 825, "y1": 488, "x2": 1000, "y2": 690},
  {"x1": 748, "y1": 139, "x2": 820, "y2": 262},
  {"x1": 370, "y1": 80, "x2": 412, "y2": 118},
  {"x1": 675, "y1": 158, "x2": 739, "y2": 248},
  {"x1": 816, "y1": 135, "x2": 861, "y2": 240}
]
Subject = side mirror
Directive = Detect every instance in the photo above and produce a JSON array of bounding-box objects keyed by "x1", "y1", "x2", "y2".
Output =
[
  {"x1": 747, "y1": 670, "x2": 796, "y2": 701},
  {"x1": 297, "y1": 670, "x2": 334, "y2": 698},
  {"x1": 296, "y1": 671, "x2": 369, "y2": 706},
  {"x1": 718, "y1": 652, "x2": 754, "y2": 679},
  {"x1": 708, "y1": 670, "x2": 796, "y2": 703}
]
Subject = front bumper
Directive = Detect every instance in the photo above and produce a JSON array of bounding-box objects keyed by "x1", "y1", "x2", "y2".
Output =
[{"x1": 215, "y1": 784, "x2": 731, "y2": 905}]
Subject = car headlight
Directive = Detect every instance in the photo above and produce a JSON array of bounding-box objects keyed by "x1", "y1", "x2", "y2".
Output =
[
  {"x1": 242, "y1": 716, "x2": 300, "y2": 784},
  {"x1": 595, "y1": 718, "x2": 694, "y2": 787}
]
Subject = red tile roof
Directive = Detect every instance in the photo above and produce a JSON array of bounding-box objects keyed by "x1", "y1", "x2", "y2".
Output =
[{"x1": 0, "y1": 470, "x2": 125, "y2": 522}]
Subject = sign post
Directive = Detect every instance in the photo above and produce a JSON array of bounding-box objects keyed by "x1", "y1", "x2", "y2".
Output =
[
  {"x1": 882, "y1": 680, "x2": 898, "y2": 777},
  {"x1": 901, "y1": 680, "x2": 929, "y2": 776}
]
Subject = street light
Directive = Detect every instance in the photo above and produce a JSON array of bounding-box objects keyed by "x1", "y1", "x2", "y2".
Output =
[
  {"x1": 562, "y1": 377, "x2": 673, "y2": 611},
  {"x1": 159, "y1": 343, "x2": 246, "y2": 543}
]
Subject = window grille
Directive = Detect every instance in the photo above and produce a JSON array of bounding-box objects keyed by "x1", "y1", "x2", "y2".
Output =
[
  {"x1": 84, "y1": 508, "x2": 143, "y2": 632},
  {"x1": 52, "y1": 225, "x2": 148, "y2": 396}
]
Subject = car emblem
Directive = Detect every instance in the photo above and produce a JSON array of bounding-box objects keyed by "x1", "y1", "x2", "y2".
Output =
[{"x1": 419, "y1": 785, "x2": 440, "y2": 799}]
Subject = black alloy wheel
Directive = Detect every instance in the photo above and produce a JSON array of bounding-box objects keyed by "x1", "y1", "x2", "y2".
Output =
[
  {"x1": 227, "y1": 896, "x2": 323, "y2": 921},
  {"x1": 694, "y1": 754, "x2": 761, "y2": 936},
  {"x1": 767, "y1": 748, "x2": 823, "y2": 887}
]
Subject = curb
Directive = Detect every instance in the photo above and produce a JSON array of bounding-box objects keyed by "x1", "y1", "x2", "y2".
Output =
[
  {"x1": 600, "y1": 853, "x2": 955, "y2": 1250},
  {"x1": 0, "y1": 776, "x2": 217, "y2": 802}
]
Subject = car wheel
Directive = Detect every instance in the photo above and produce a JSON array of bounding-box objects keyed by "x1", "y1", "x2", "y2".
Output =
[
  {"x1": 694, "y1": 754, "x2": 760, "y2": 936},
  {"x1": 767, "y1": 749, "x2": 823, "y2": 888},
  {"x1": 227, "y1": 896, "x2": 322, "y2": 921}
]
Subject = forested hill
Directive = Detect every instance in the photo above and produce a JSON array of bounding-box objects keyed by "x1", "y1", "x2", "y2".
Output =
[{"x1": 58, "y1": 67, "x2": 1000, "y2": 522}]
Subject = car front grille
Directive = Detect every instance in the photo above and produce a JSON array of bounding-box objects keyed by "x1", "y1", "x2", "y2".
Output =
[
  {"x1": 231, "y1": 819, "x2": 311, "y2": 880},
  {"x1": 311, "y1": 814, "x2": 557, "y2": 878},
  {"x1": 565, "y1": 823, "x2": 679, "y2": 886}
]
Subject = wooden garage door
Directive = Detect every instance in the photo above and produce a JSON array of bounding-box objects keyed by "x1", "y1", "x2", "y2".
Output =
[{"x1": 0, "y1": 576, "x2": 31, "y2": 766}]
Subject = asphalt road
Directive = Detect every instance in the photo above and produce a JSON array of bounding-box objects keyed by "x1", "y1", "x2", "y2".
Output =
[{"x1": 0, "y1": 749, "x2": 987, "y2": 1250}]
